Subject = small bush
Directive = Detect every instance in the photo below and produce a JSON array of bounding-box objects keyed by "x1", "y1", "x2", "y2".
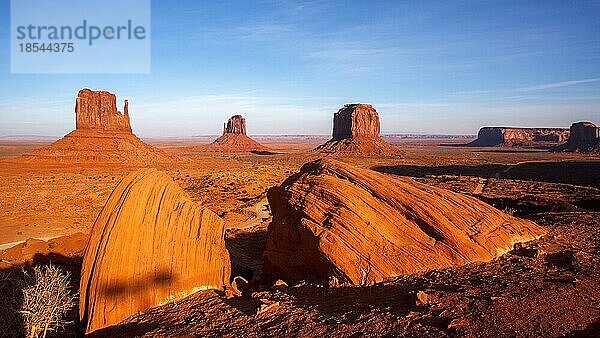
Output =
[{"x1": 19, "y1": 264, "x2": 77, "y2": 338}]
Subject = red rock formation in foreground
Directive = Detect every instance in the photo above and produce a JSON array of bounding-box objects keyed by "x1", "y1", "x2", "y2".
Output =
[
  {"x1": 263, "y1": 158, "x2": 545, "y2": 285},
  {"x1": 552, "y1": 122, "x2": 600, "y2": 153},
  {"x1": 204, "y1": 115, "x2": 267, "y2": 152},
  {"x1": 79, "y1": 169, "x2": 231, "y2": 333},
  {"x1": 315, "y1": 104, "x2": 399, "y2": 156},
  {"x1": 468, "y1": 127, "x2": 569, "y2": 148},
  {"x1": 16, "y1": 89, "x2": 180, "y2": 165}
]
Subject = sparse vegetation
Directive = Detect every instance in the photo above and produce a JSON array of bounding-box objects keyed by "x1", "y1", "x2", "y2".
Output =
[{"x1": 19, "y1": 264, "x2": 77, "y2": 338}]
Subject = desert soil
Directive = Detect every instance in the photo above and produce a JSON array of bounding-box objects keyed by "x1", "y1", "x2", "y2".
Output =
[{"x1": 1, "y1": 136, "x2": 599, "y2": 337}]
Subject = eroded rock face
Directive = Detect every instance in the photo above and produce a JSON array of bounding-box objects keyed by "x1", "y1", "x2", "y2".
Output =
[
  {"x1": 79, "y1": 169, "x2": 231, "y2": 333},
  {"x1": 75, "y1": 89, "x2": 131, "y2": 132},
  {"x1": 316, "y1": 104, "x2": 399, "y2": 156},
  {"x1": 553, "y1": 122, "x2": 600, "y2": 152},
  {"x1": 468, "y1": 127, "x2": 569, "y2": 147},
  {"x1": 223, "y1": 115, "x2": 247, "y2": 135},
  {"x1": 263, "y1": 159, "x2": 545, "y2": 285}
]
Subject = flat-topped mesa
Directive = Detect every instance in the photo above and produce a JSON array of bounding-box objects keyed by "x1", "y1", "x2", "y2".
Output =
[
  {"x1": 315, "y1": 103, "x2": 399, "y2": 156},
  {"x1": 223, "y1": 115, "x2": 247, "y2": 135},
  {"x1": 468, "y1": 127, "x2": 569, "y2": 147},
  {"x1": 75, "y1": 88, "x2": 132, "y2": 132},
  {"x1": 553, "y1": 121, "x2": 600, "y2": 153}
]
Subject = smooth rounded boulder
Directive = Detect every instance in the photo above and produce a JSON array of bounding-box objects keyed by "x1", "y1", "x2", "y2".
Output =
[
  {"x1": 79, "y1": 168, "x2": 231, "y2": 334},
  {"x1": 263, "y1": 158, "x2": 546, "y2": 285}
]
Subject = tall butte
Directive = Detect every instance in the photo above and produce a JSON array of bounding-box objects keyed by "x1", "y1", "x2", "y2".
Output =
[
  {"x1": 552, "y1": 121, "x2": 600, "y2": 153},
  {"x1": 79, "y1": 168, "x2": 231, "y2": 334},
  {"x1": 17, "y1": 89, "x2": 180, "y2": 165},
  {"x1": 315, "y1": 103, "x2": 399, "y2": 156},
  {"x1": 263, "y1": 158, "x2": 545, "y2": 285},
  {"x1": 204, "y1": 114, "x2": 267, "y2": 152}
]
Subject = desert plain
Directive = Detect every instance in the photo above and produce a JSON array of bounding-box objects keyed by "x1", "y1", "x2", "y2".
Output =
[{"x1": 1, "y1": 120, "x2": 599, "y2": 336}]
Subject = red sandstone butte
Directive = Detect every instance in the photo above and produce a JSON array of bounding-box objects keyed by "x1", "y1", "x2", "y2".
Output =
[
  {"x1": 552, "y1": 121, "x2": 600, "y2": 153},
  {"x1": 15, "y1": 89, "x2": 180, "y2": 165},
  {"x1": 315, "y1": 104, "x2": 399, "y2": 156},
  {"x1": 75, "y1": 88, "x2": 132, "y2": 132},
  {"x1": 205, "y1": 115, "x2": 267, "y2": 152}
]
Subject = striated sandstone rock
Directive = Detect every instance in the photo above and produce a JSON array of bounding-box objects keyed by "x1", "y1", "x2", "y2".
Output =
[
  {"x1": 263, "y1": 158, "x2": 545, "y2": 285},
  {"x1": 79, "y1": 169, "x2": 230, "y2": 333},
  {"x1": 75, "y1": 89, "x2": 131, "y2": 132},
  {"x1": 205, "y1": 115, "x2": 267, "y2": 152},
  {"x1": 315, "y1": 104, "x2": 399, "y2": 156},
  {"x1": 552, "y1": 122, "x2": 600, "y2": 153},
  {"x1": 468, "y1": 127, "x2": 569, "y2": 148}
]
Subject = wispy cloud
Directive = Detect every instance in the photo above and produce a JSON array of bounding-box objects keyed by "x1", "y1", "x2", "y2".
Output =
[{"x1": 519, "y1": 77, "x2": 600, "y2": 91}]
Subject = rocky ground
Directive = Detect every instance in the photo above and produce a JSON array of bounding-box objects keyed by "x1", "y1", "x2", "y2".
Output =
[
  {"x1": 88, "y1": 211, "x2": 600, "y2": 337},
  {"x1": 1, "y1": 141, "x2": 599, "y2": 337}
]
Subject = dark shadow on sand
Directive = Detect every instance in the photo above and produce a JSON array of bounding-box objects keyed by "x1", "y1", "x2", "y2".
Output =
[
  {"x1": 250, "y1": 150, "x2": 283, "y2": 155},
  {"x1": 373, "y1": 161, "x2": 600, "y2": 188}
]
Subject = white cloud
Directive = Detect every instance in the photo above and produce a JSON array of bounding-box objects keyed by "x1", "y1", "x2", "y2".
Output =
[{"x1": 518, "y1": 77, "x2": 600, "y2": 91}]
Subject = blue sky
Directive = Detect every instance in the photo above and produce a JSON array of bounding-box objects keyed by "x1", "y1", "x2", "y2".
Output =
[{"x1": 1, "y1": 0, "x2": 599, "y2": 137}]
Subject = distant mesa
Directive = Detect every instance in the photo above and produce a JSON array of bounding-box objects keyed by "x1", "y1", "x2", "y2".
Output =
[
  {"x1": 262, "y1": 158, "x2": 545, "y2": 285},
  {"x1": 79, "y1": 168, "x2": 231, "y2": 334},
  {"x1": 315, "y1": 103, "x2": 400, "y2": 156},
  {"x1": 467, "y1": 127, "x2": 569, "y2": 148},
  {"x1": 15, "y1": 88, "x2": 180, "y2": 165},
  {"x1": 204, "y1": 114, "x2": 267, "y2": 152},
  {"x1": 552, "y1": 121, "x2": 600, "y2": 153}
]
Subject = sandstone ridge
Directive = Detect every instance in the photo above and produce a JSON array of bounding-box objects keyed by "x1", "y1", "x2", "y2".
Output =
[
  {"x1": 315, "y1": 104, "x2": 399, "y2": 156},
  {"x1": 79, "y1": 168, "x2": 231, "y2": 333},
  {"x1": 468, "y1": 127, "x2": 569, "y2": 148},
  {"x1": 263, "y1": 158, "x2": 546, "y2": 285}
]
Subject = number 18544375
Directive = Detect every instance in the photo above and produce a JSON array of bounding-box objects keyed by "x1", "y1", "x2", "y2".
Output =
[{"x1": 19, "y1": 43, "x2": 74, "y2": 52}]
